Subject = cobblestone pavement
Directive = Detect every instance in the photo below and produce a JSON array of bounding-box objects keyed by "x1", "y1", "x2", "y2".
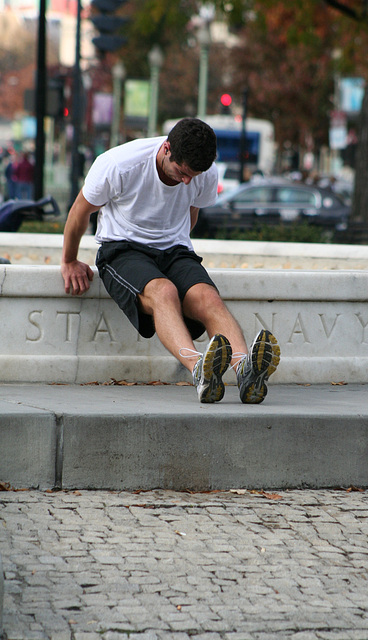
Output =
[{"x1": 1, "y1": 488, "x2": 368, "y2": 640}]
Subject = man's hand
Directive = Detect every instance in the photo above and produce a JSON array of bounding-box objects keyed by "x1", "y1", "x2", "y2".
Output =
[
  {"x1": 61, "y1": 191, "x2": 98, "y2": 295},
  {"x1": 61, "y1": 260, "x2": 94, "y2": 295}
]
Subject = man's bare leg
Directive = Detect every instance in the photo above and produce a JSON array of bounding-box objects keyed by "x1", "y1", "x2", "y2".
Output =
[
  {"x1": 138, "y1": 278, "x2": 232, "y2": 402},
  {"x1": 138, "y1": 278, "x2": 208, "y2": 370},
  {"x1": 182, "y1": 282, "x2": 281, "y2": 404},
  {"x1": 182, "y1": 282, "x2": 248, "y2": 368}
]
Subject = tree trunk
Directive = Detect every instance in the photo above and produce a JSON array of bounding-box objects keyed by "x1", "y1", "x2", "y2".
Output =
[{"x1": 351, "y1": 85, "x2": 368, "y2": 222}]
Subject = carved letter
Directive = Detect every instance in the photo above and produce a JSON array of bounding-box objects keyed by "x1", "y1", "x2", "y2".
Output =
[
  {"x1": 319, "y1": 313, "x2": 341, "y2": 339},
  {"x1": 92, "y1": 312, "x2": 116, "y2": 342},
  {"x1": 355, "y1": 313, "x2": 368, "y2": 344},
  {"x1": 26, "y1": 310, "x2": 43, "y2": 342},
  {"x1": 254, "y1": 312, "x2": 277, "y2": 334},
  {"x1": 288, "y1": 313, "x2": 310, "y2": 343},
  {"x1": 56, "y1": 311, "x2": 81, "y2": 342}
]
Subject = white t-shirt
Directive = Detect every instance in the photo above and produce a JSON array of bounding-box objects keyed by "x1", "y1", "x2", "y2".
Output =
[{"x1": 82, "y1": 136, "x2": 218, "y2": 250}]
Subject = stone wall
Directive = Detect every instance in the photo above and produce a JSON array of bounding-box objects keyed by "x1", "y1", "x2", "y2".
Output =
[{"x1": 1, "y1": 264, "x2": 367, "y2": 385}]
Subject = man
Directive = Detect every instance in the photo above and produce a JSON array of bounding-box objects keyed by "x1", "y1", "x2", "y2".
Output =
[{"x1": 61, "y1": 117, "x2": 280, "y2": 403}]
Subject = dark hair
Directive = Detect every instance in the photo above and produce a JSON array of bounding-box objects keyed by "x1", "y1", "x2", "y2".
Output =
[{"x1": 167, "y1": 118, "x2": 217, "y2": 172}]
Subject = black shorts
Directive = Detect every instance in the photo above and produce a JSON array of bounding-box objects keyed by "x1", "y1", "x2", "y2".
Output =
[{"x1": 95, "y1": 240, "x2": 217, "y2": 339}]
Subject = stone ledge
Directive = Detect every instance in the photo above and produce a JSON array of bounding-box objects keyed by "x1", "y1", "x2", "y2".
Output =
[
  {"x1": 1, "y1": 265, "x2": 368, "y2": 384},
  {"x1": 1, "y1": 233, "x2": 368, "y2": 269},
  {"x1": 1, "y1": 383, "x2": 367, "y2": 491}
]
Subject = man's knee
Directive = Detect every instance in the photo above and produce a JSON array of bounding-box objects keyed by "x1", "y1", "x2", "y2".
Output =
[
  {"x1": 139, "y1": 277, "x2": 180, "y2": 314},
  {"x1": 183, "y1": 283, "x2": 226, "y2": 318}
]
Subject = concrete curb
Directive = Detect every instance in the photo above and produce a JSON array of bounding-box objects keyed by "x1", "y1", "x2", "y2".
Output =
[{"x1": 1, "y1": 383, "x2": 367, "y2": 491}]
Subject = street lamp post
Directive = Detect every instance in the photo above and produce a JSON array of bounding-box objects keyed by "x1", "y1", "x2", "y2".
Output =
[
  {"x1": 69, "y1": 0, "x2": 82, "y2": 209},
  {"x1": 197, "y1": 4, "x2": 214, "y2": 120},
  {"x1": 111, "y1": 61, "x2": 126, "y2": 148},
  {"x1": 34, "y1": 0, "x2": 47, "y2": 200},
  {"x1": 147, "y1": 45, "x2": 164, "y2": 137},
  {"x1": 197, "y1": 23, "x2": 210, "y2": 120},
  {"x1": 239, "y1": 88, "x2": 248, "y2": 183}
]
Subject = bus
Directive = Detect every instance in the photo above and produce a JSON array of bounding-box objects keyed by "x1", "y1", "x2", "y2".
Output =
[{"x1": 162, "y1": 115, "x2": 276, "y2": 174}]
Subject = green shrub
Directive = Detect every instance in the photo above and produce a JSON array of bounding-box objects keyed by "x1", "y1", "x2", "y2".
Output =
[
  {"x1": 214, "y1": 222, "x2": 330, "y2": 244},
  {"x1": 18, "y1": 220, "x2": 65, "y2": 234}
]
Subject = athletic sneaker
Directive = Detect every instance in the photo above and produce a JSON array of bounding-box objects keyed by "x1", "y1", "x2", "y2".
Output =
[
  {"x1": 237, "y1": 329, "x2": 280, "y2": 404},
  {"x1": 192, "y1": 334, "x2": 232, "y2": 403}
]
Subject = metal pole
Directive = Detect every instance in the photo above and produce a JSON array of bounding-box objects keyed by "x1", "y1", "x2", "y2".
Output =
[
  {"x1": 111, "y1": 73, "x2": 121, "y2": 148},
  {"x1": 69, "y1": 0, "x2": 82, "y2": 209},
  {"x1": 197, "y1": 43, "x2": 209, "y2": 120},
  {"x1": 148, "y1": 66, "x2": 159, "y2": 137},
  {"x1": 147, "y1": 46, "x2": 163, "y2": 137},
  {"x1": 111, "y1": 63, "x2": 126, "y2": 148},
  {"x1": 239, "y1": 88, "x2": 248, "y2": 183},
  {"x1": 34, "y1": 0, "x2": 47, "y2": 200}
]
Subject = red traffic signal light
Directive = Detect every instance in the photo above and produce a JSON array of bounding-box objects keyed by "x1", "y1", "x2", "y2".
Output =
[{"x1": 220, "y1": 93, "x2": 232, "y2": 107}]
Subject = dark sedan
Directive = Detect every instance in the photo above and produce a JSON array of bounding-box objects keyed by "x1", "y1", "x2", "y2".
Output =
[{"x1": 194, "y1": 178, "x2": 350, "y2": 237}]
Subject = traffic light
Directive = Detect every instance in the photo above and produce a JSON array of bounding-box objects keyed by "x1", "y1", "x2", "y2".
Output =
[
  {"x1": 91, "y1": 0, "x2": 130, "y2": 54},
  {"x1": 47, "y1": 77, "x2": 65, "y2": 119},
  {"x1": 220, "y1": 93, "x2": 232, "y2": 114},
  {"x1": 24, "y1": 77, "x2": 66, "y2": 119}
]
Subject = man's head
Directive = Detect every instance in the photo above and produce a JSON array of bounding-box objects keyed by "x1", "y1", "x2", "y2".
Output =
[{"x1": 167, "y1": 118, "x2": 217, "y2": 172}]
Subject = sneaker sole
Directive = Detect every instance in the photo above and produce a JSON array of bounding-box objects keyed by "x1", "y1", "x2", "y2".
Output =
[
  {"x1": 199, "y1": 334, "x2": 232, "y2": 403},
  {"x1": 239, "y1": 329, "x2": 280, "y2": 404}
]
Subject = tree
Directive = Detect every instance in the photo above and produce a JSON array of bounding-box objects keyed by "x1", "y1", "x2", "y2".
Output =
[
  {"x1": 226, "y1": 2, "x2": 338, "y2": 150},
  {"x1": 323, "y1": 0, "x2": 368, "y2": 221}
]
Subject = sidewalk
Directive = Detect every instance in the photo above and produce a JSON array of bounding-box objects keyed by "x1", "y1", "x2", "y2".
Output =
[{"x1": 1, "y1": 487, "x2": 368, "y2": 640}]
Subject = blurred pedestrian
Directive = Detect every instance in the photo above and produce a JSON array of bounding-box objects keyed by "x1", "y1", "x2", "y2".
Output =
[
  {"x1": 4, "y1": 156, "x2": 16, "y2": 199},
  {"x1": 13, "y1": 152, "x2": 34, "y2": 200}
]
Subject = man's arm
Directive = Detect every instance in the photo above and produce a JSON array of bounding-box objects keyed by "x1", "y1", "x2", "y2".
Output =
[
  {"x1": 190, "y1": 206, "x2": 199, "y2": 231},
  {"x1": 61, "y1": 190, "x2": 99, "y2": 295}
]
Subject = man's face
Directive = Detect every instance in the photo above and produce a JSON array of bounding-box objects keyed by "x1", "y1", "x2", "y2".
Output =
[
  {"x1": 165, "y1": 159, "x2": 202, "y2": 185},
  {"x1": 162, "y1": 143, "x2": 202, "y2": 185}
]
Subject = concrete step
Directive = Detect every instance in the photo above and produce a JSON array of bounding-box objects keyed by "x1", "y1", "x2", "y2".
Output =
[{"x1": 1, "y1": 382, "x2": 367, "y2": 492}]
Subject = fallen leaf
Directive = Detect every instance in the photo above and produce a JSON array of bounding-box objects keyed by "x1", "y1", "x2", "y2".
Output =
[
  {"x1": 249, "y1": 490, "x2": 283, "y2": 500},
  {"x1": 49, "y1": 382, "x2": 69, "y2": 386},
  {"x1": 110, "y1": 378, "x2": 137, "y2": 386},
  {"x1": 183, "y1": 489, "x2": 223, "y2": 494},
  {"x1": 230, "y1": 489, "x2": 247, "y2": 495},
  {"x1": 0, "y1": 482, "x2": 11, "y2": 491},
  {"x1": 176, "y1": 381, "x2": 191, "y2": 386},
  {"x1": 346, "y1": 486, "x2": 364, "y2": 493},
  {"x1": 331, "y1": 381, "x2": 347, "y2": 386},
  {"x1": 262, "y1": 491, "x2": 283, "y2": 500}
]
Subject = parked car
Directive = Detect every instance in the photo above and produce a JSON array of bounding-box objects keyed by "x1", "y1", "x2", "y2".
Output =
[
  {"x1": 216, "y1": 162, "x2": 241, "y2": 195},
  {"x1": 195, "y1": 178, "x2": 350, "y2": 237}
]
